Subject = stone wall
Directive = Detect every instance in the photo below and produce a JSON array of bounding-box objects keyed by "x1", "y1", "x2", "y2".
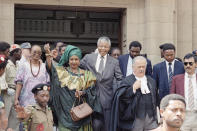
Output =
[{"x1": 0, "y1": 0, "x2": 196, "y2": 64}]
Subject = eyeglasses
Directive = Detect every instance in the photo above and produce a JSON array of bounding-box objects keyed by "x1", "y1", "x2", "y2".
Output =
[{"x1": 184, "y1": 62, "x2": 194, "y2": 66}]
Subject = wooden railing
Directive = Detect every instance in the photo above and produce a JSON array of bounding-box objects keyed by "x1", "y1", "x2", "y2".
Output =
[{"x1": 15, "y1": 19, "x2": 119, "y2": 40}]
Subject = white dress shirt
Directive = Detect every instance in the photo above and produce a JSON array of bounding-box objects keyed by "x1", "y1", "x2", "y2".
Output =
[
  {"x1": 184, "y1": 73, "x2": 197, "y2": 111},
  {"x1": 134, "y1": 75, "x2": 150, "y2": 94},
  {"x1": 95, "y1": 53, "x2": 107, "y2": 72},
  {"x1": 126, "y1": 55, "x2": 133, "y2": 76},
  {"x1": 165, "y1": 60, "x2": 175, "y2": 80}
]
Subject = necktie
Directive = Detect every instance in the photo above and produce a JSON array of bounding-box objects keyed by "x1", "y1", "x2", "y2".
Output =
[
  {"x1": 188, "y1": 76, "x2": 195, "y2": 110},
  {"x1": 168, "y1": 63, "x2": 173, "y2": 89},
  {"x1": 98, "y1": 56, "x2": 104, "y2": 74}
]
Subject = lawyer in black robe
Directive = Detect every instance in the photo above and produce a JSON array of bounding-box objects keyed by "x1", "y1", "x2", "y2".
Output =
[{"x1": 110, "y1": 74, "x2": 159, "y2": 131}]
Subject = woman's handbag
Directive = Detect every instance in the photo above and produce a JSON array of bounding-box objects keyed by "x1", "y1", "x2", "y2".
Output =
[{"x1": 70, "y1": 96, "x2": 93, "y2": 122}]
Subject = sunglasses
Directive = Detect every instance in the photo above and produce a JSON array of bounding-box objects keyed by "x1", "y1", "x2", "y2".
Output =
[{"x1": 184, "y1": 62, "x2": 194, "y2": 66}]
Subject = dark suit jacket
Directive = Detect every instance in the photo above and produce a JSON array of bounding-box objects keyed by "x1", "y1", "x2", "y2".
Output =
[
  {"x1": 80, "y1": 53, "x2": 123, "y2": 109},
  {"x1": 153, "y1": 60, "x2": 185, "y2": 100},
  {"x1": 118, "y1": 54, "x2": 152, "y2": 77},
  {"x1": 170, "y1": 74, "x2": 197, "y2": 97},
  {"x1": 110, "y1": 74, "x2": 158, "y2": 131}
]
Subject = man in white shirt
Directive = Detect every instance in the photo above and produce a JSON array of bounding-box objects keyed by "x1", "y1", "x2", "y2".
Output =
[
  {"x1": 171, "y1": 53, "x2": 197, "y2": 130},
  {"x1": 80, "y1": 36, "x2": 123, "y2": 131},
  {"x1": 118, "y1": 41, "x2": 152, "y2": 77},
  {"x1": 153, "y1": 43, "x2": 185, "y2": 100}
]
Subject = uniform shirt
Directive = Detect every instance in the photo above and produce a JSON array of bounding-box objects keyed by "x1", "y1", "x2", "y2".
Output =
[
  {"x1": 95, "y1": 53, "x2": 107, "y2": 72},
  {"x1": 5, "y1": 60, "x2": 18, "y2": 88},
  {"x1": 126, "y1": 55, "x2": 133, "y2": 76},
  {"x1": 184, "y1": 73, "x2": 197, "y2": 111},
  {"x1": 22, "y1": 104, "x2": 53, "y2": 131}
]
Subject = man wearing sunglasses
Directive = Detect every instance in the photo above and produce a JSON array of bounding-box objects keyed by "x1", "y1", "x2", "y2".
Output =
[{"x1": 171, "y1": 53, "x2": 197, "y2": 130}]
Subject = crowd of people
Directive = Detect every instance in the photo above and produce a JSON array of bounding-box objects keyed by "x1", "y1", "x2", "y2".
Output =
[{"x1": 0, "y1": 36, "x2": 196, "y2": 131}]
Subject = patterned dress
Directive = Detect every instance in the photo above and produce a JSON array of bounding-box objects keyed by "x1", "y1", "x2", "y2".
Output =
[
  {"x1": 15, "y1": 61, "x2": 49, "y2": 107},
  {"x1": 48, "y1": 65, "x2": 102, "y2": 131}
]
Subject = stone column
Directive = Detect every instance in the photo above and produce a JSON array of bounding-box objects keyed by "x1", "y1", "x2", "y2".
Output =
[
  {"x1": 0, "y1": 0, "x2": 14, "y2": 44},
  {"x1": 144, "y1": 0, "x2": 177, "y2": 65},
  {"x1": 177, "y1": 0, "x2": 193, "y2": 58},
  {"x1": 122, "y1": 0, "x2": 145, "y2": 54},
  {"x1": 192, "y1": 0, "x2": 197, "y2": 51}
]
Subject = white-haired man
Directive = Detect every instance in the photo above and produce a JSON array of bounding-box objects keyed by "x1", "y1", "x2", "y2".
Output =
[
  {"x1": 111, "y1": 56, "x2": 159, "y2": 131},
  {"x1": 80, "y1": 36, "x2": 123, "y2": 131}
]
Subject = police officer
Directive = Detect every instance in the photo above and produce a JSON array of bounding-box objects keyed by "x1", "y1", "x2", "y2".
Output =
[{"x1": 16, "y1": 84, "x2": 53, "y2": 131}]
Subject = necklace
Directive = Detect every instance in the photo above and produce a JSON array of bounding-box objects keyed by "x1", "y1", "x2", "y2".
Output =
[{"x1": 30, "y1": 60, "x2": 41, "y2": 77}]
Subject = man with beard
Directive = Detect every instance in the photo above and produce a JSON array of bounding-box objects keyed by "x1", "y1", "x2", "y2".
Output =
[
  {"x1": 171, "y1": 53, "x2": 197, "y2": 130},
  {"x1": 118, "y1": 41, "x2": 152, "y2": 77},
  {"x1": 16, "y1": 83, "x2": 53, "y2": 131},
  {"x1": 151, "y1": 94, "x2": 186, "y2": 131}
]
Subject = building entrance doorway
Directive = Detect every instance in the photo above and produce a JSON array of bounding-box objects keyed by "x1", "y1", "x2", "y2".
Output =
[{"x1": 14, "y1": 5, "x2": 124, "y2": 54}]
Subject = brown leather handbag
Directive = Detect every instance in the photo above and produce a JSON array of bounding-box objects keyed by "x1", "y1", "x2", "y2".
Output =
[{"x1": 70, "y1": 96, "x2": 93, "y2": 122}]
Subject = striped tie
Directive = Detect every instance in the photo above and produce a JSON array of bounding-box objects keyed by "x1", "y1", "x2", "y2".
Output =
[
  {"x1": 188, "y1": 75, "x2": 195, "y2": 110},
  {"x1": 168, "y1": 63, "x2": 173, "y2": 89},
  {"x1": 98, "y1": 56, "x2": 104, "y2": 74}
]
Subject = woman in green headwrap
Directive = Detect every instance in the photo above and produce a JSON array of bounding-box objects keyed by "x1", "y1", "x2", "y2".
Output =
[{"x1": 44, "y1": 44, "x2": 102, "y2": 131}]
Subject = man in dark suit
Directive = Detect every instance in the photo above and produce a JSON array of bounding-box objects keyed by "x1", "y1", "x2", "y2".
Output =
[
  {"x1": 118, "y1": 41, "x2": 152, "y2": 77},
  {"x1": 153, "y1": 43, "x2": 184, "y2": 100},
  {"x1": 171, "y1": 53, "x2": 197, "y2": 130},
  {"x1": 80, "y1": 36, "x2": 123, "y2": 131},
  {"x1": 110, "y1": 56, "x2": 158, "y2": 131}
]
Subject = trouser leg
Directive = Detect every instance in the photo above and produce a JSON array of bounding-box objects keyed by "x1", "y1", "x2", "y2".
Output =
[
  {"x1": 92, "y1": 113, "x2": 104, "y2": 131},
  {"x1": 103, "y1": 109, "x2": 111, "y2": 131},
  {"x1": 8, "y1": 95, "x2": 20, "y2": 131},
  {"x1": 2, "y1": 93, "x2": 20, "y2": 131}
]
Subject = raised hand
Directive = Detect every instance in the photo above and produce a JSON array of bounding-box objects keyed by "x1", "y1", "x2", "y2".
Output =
[
  {"x1": 51, "y1": 49, "x2": 58, "y2": 58},
  {"x1": 44, "y1": 43, "x2": 51, "y2": 54}
]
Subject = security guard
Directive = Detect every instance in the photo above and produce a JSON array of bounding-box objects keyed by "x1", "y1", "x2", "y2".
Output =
[{"x1": 16, "y1": 84, "x2": 53, "y2": 131}]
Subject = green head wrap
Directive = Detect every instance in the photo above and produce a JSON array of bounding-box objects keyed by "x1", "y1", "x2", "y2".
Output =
[{"x1": 58, "y1": 45, "x2": 82, "y2": 66}]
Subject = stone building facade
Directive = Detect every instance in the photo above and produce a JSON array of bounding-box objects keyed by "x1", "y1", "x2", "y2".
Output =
[{"x1": 0, "y1": 0, "x2": 196, "y2": 64}]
